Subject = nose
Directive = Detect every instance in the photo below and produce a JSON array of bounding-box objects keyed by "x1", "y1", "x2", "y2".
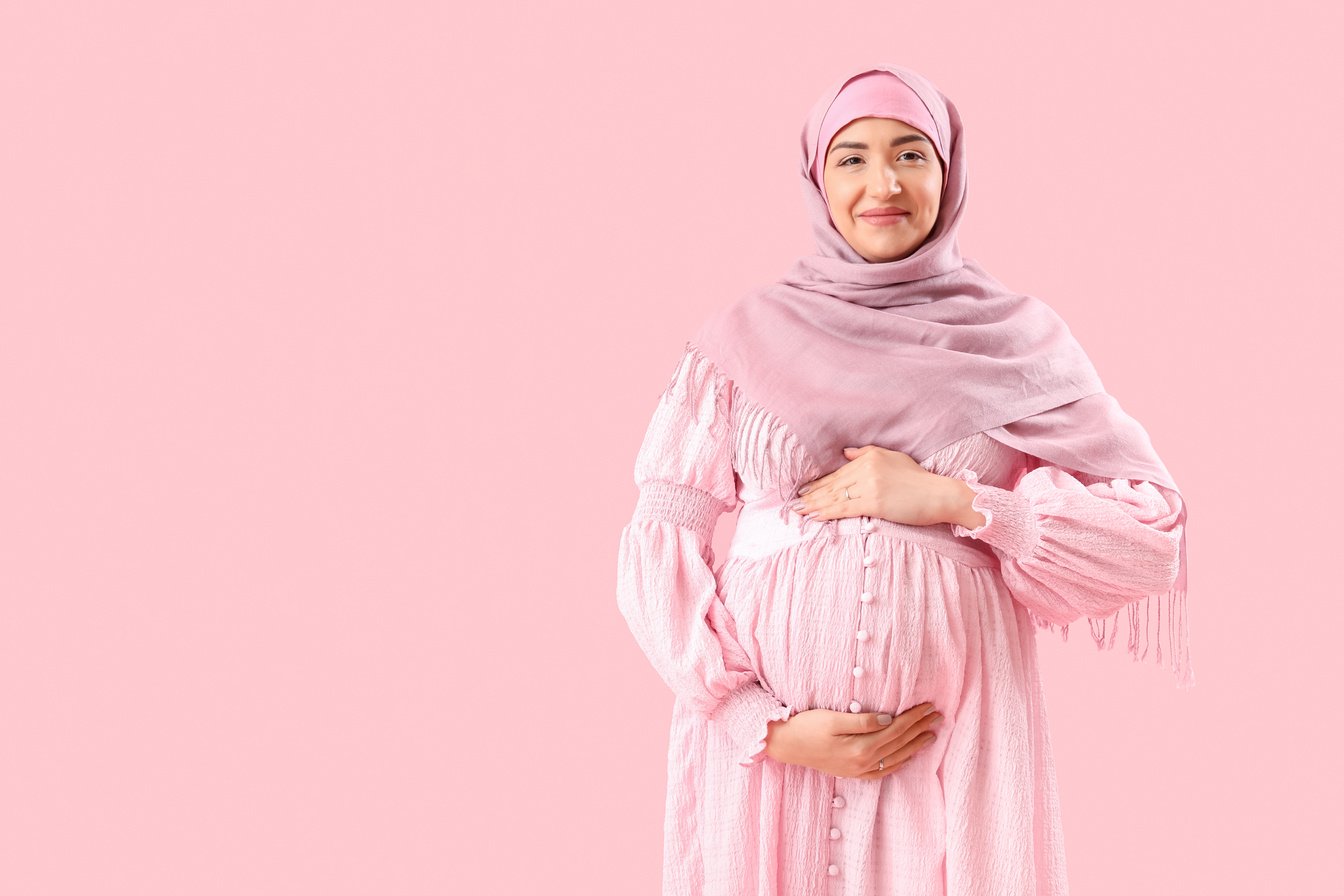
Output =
[{"x1": 868, "y1": 162, "x2": 901, "y2": 196}]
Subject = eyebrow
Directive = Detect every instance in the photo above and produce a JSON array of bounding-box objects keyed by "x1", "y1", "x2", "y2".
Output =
[{"x1": 828, "y1": 134, "x2": 932, "y2": 156}]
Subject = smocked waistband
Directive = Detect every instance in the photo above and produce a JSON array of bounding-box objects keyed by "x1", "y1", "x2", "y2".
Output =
[{"x1": 729, "y1": 499, "x2": 1000, "y2": 569}]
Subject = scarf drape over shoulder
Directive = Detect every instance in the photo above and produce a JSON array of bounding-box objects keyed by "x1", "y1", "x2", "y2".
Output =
[{"x1": 690, "y1": 62, "x2": 1193, "y2": 686}]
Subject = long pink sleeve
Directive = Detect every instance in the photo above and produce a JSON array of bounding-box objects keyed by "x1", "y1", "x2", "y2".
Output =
[
  {"x1": 617, "y1": 348, "x2": 793, "y2": 766},
  {"x1": 948, "y1": 461, "x2": 1185, "y2": 627}
]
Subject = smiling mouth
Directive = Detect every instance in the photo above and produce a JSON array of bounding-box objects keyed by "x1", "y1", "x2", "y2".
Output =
[{"x1": 859, "y1": 212, "x2": 909, "y2": 226}]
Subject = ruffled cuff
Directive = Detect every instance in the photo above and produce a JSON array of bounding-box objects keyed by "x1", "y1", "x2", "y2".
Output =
[
  {"x1": 708, "y1": 681, "x2": 794, "y2": 767},
  {"x1": 948, "y1": 468, "x2": 1040, "y2": 560}
]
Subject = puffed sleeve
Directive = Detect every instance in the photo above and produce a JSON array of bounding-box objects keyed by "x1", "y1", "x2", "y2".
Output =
[
  {"x1": 948, "y1": 459, "x2": 1191, "y2": 683},
  {"x1": 617, "y1": 344, "x2": 794, "y2": 766}
]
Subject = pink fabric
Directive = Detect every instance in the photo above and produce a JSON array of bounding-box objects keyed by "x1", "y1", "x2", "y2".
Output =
[
  {"x1": 810, "y1": 69, "x2": 947, "y2": 212},
  {"x1": 692, "y1": 61, "x2": 1191, "y2": 687},
  {"x1": 616, "y1": 343, "x2": 1186, "y2": 895}
]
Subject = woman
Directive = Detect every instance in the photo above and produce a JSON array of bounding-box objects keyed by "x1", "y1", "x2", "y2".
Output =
[{"x1": 615, "y1": 62, "x2": 1190, "y2": 896}]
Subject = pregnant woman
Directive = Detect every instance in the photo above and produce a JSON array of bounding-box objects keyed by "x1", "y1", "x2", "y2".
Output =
[{"x1": 616, "y1": 62, "x2": 1191, "y2": 896}]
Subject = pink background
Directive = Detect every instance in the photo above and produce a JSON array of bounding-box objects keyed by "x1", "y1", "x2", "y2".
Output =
[{"x1": 2, "y1": 1, "x2": 1339, "y2": 893}]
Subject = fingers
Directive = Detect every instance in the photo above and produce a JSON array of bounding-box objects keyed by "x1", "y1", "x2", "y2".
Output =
[
  {"x1": 838, "y1": 703, "x2": 929, "y2": 736},
  {"x1": 856, "y1": 728, "x2": 938, "y2": 781},
  {"x1": 843, "y1": 702, "x2": 944, "y2": 779},
  {"x1": 794, "y1": 479, "x2": 865, "y2": 521},
  {"x1": 796, "y1": 464, "x2": 860, "y2": 499},
  {"x1": 838, "y1": 711, "x2": 896, "y2": 736},
  {"x1": 796, "y1": 470, "x2": 836, "y2": 496},
  {"x1": 794, "y1": 477, "x2": 856, "y2": 507},
  {"x1": 870, "y1": 703, "x2": 942, "y2": 755}
]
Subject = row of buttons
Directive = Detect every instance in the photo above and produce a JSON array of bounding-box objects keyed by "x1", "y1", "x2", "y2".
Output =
[
  {"x1": 851, "y1": 519, "x2": 878, "y2": 701},
  {"x1": 827, "y1": 796, "x2": 845, "y2": 875},
  {"x1": 829, "y1": 518, "x2": 879, "y2": 881}
]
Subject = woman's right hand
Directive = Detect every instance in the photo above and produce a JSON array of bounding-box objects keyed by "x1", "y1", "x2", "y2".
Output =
[{"x1": 763, "y1": 702, "x2": 944, "y2": 780}]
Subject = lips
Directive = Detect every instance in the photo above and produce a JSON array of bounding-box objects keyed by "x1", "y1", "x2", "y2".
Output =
[{"x1": 858, "y1": 208, "x2": 910, "y2": 227}]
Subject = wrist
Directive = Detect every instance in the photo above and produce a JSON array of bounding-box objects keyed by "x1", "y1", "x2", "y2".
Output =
[
  {"x1": 942, "y1": 476, "x2": 987, "y2": 529},
  {"x1": 763, "y1": 716, "x2": 789, "y2": 761}
]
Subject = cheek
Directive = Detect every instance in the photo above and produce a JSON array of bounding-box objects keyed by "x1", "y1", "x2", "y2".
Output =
[{"x1": 918, "y1": 181, "x2": 941, "y2": 216}]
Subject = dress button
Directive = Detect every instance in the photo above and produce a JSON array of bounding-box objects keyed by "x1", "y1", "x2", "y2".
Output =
[
  {"x1": 832, "y1": 795, "x2": 846, "y2": 809},
  {"x1": 827, "y1": 864, "x2": 839, "y2": 877},
  {"x1": 862, "y1": 520, "x2": 876, "y2": 534},
  {"x1": 856, "y1": 629, "x2": 869, "y2": 641},
  {"x1": 860, "y1": 591, "x2": 873, "y2": 603},
  {"x1": 830, "y1": 827, "x2": 842, "y2": 840},
  {"x1": 849, "y1": 700, "x2": 862, "y2": 713},
  {"x1": 852, "y1": 666, "x2": 864, "y2": 678},
  {"x1": 863, "y1": 554, "x2": 874, "y2": 567}
]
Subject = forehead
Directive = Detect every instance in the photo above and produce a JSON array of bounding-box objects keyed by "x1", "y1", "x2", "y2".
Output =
[{"x1": 832, "y1": 116, "x2": 928, "y2": 140}]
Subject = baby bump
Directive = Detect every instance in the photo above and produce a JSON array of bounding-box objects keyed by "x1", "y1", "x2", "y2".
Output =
[{"x1": 720, "y1": 532, "x2": 982, "y2": 717}]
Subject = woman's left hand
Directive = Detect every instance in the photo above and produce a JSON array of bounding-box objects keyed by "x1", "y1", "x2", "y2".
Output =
[{"x1": 791, "y1": 445, "x2": 970, "y2": 528}]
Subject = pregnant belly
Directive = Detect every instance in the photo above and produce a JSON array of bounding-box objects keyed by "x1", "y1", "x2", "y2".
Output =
[{"x1": 720, "y1": 528, "x2": 999, "y2": 717}]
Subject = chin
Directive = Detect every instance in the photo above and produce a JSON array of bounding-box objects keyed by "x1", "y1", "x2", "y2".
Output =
[{"x1": 861, "y1": 243, "x2": 918, "y2": 263}]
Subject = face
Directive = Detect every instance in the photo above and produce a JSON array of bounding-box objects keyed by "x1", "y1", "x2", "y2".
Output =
[{"x1": 821, "y1": 116, "x2": 944, "y2": 263}]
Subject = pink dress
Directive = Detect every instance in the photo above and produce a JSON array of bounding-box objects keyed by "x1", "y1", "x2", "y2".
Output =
[{"x1": 616, "y1": 342, "x2": 1186, "y2": 896}]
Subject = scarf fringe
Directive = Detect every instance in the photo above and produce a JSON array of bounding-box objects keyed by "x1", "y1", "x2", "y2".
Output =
[
  {"x1": 1025, "y1": 585, "x2": 1194, "y2": 688},
  {"x1": 670, "y1": 340, "x2": 734, "y2": 430},
  {"x1": 729, "y1": 381, "x2": 828, "y2": 537},
  {"x1": 684, "y1": 341, "x2": 831, "y2": 540}
]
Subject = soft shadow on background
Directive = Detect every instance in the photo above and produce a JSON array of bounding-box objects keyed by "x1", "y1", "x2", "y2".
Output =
[{"x1": 2, "y1": 2, "x2": 1340, "y2": 893}]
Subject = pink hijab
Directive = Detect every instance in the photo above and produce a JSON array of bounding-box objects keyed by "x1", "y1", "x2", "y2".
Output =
[{"x1": 689, "y1": 63, "x2": 1193, "y2": 685}]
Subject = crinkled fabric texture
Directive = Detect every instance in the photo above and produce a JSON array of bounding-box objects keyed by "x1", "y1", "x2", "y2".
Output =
[{"x1": 616, "y1": 345, "x2": 1185, "y2": 896}]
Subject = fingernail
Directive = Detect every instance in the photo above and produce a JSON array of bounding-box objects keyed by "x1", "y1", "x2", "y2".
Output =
[
  {"x1": 877, "y1": 713, "x2": 893, "y2": 725},
  {"x1": 797, "y1": 486, "x2": 810, "y2": 495}
]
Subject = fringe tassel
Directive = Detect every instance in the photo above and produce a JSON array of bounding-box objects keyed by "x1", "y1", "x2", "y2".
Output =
[
  {"x1": 1025, "y1": 586, "x2": 1194, "y2": 688},
  {"x1": 684, "y1": 341, "x2": 834, "y2": 541},
  {"x1": 729, "y1": 381, "x2": 845, "y2": 545},
  {"x1": 669, "y1": 340, "x2": 734, "y2": 436}
]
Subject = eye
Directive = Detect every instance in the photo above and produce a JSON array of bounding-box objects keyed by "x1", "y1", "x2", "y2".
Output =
[{"x1": 838, "y1": 150, "x2": 926, "y2": 167}]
